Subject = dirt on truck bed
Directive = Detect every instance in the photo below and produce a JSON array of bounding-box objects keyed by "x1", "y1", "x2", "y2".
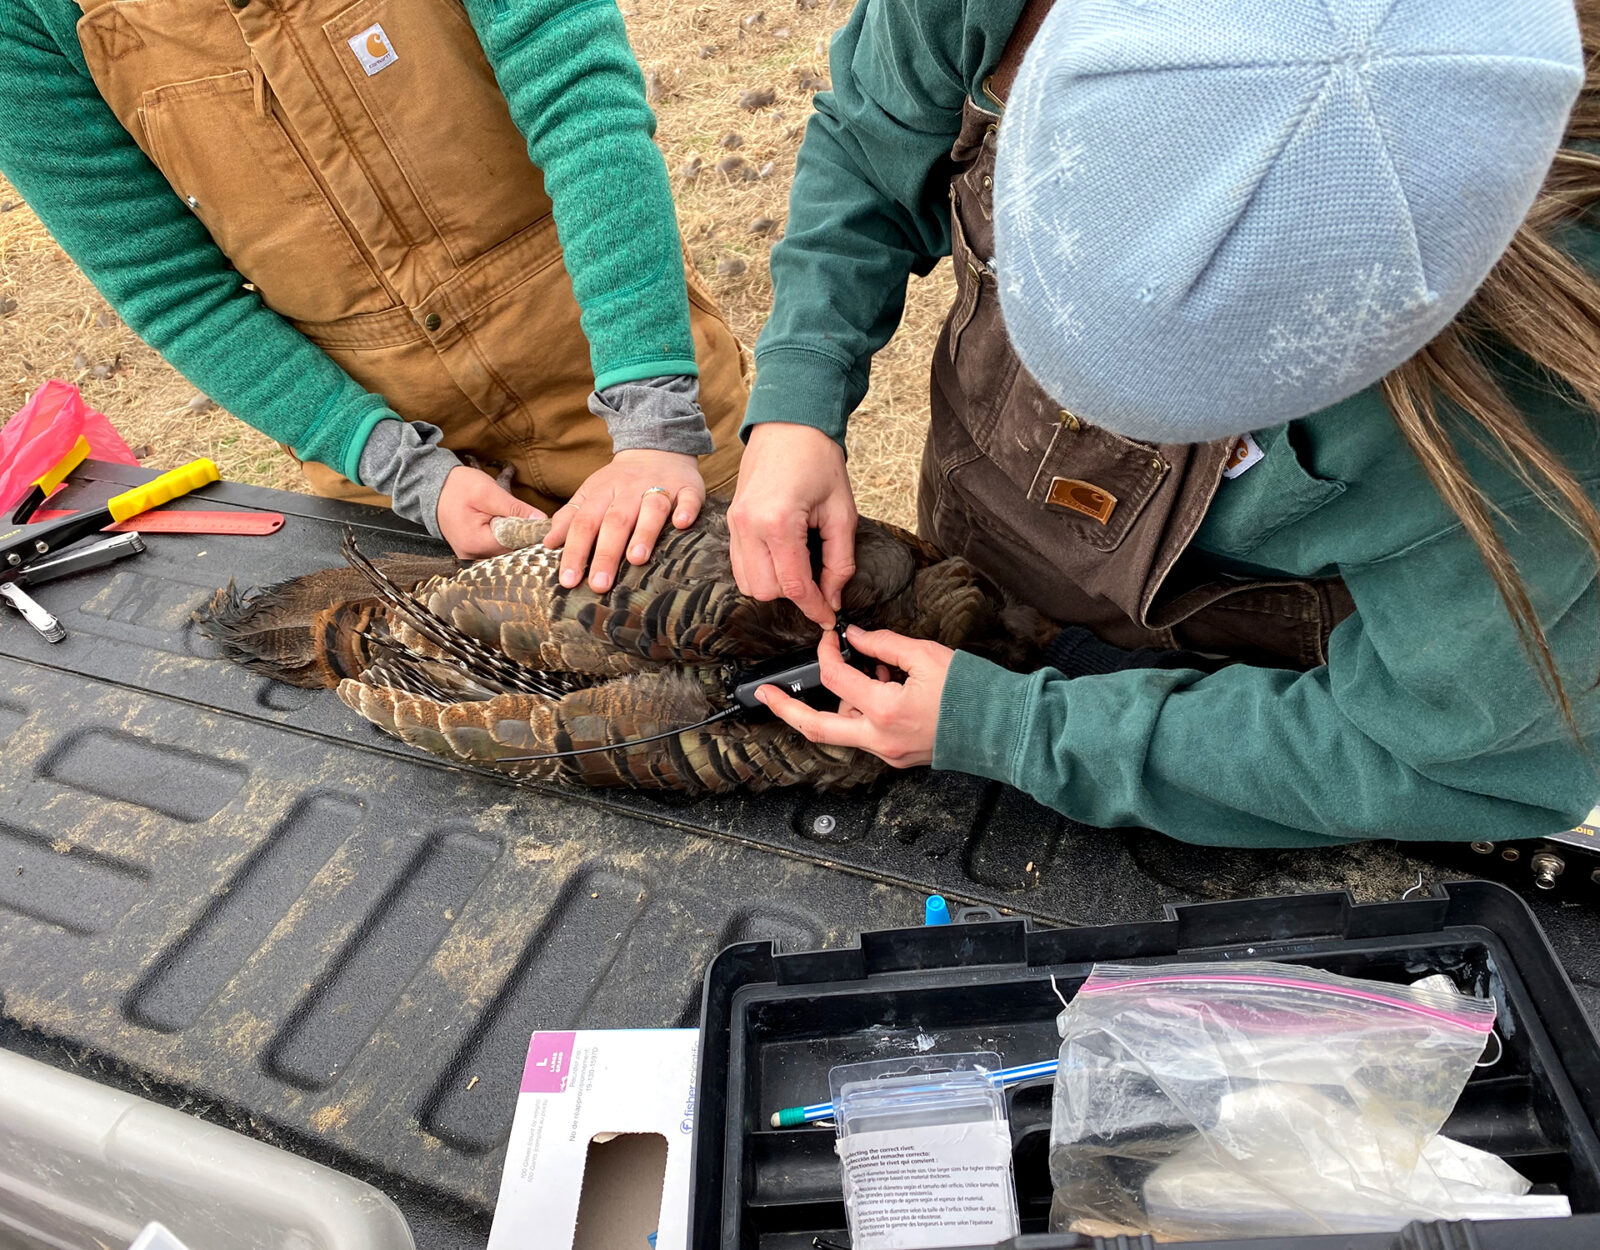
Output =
[{"x1": 3, "y1": 462, "x2": 1598, "y2": 1248}]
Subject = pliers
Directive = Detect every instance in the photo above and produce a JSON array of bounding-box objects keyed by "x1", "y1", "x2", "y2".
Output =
[{"x1": 0, "y1": 437, "x2": 220, "y2": 642}]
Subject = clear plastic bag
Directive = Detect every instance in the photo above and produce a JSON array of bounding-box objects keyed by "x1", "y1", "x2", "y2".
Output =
[{"x1": 1048, "y1": 961, "x2": 1568, "y2": 1239}]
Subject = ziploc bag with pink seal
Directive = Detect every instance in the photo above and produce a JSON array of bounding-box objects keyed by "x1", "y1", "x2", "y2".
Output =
[{"x1": 1048, "y1": 960, "x2": 1570, "y2": 1239}]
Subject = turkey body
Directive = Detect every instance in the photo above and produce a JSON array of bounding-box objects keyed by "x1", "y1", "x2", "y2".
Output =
[{"x1": 196, "y1": 502, "x2": 1045, "y2": 793}]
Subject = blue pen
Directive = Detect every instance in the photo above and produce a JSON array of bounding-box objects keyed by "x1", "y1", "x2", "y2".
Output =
[{"x1": 767, "y1": 1058, "x2": 1059, "y2": 1127}]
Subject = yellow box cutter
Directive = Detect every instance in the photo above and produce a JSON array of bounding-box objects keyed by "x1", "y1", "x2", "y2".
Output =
[{"x1": 1, "y1": 438, "x2": 220, "y2": 582}]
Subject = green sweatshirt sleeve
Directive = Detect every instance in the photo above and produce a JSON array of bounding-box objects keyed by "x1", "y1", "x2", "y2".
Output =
[
  {"x1": 463, "y1": 0, "x2": 697, "y2": 388},
  {"x1": 0, "y1": 1, "x2": 393, "y2": 484},
  {"x1": 748, "y1": 0, "x2": 1025, "y2": 442},
  {"x1": 935, "y1": 492, "x2": 1600, "y2": 848}
]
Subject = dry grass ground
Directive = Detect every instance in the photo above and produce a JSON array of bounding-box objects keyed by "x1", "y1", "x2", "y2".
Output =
[{"x1": 0, "y1": 0, "x2": 948, "y2": 529}]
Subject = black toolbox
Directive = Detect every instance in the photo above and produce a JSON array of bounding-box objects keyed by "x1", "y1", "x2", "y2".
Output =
[{"x1": 691, "y1": 881, "x2": 1600, "y2": 1249}]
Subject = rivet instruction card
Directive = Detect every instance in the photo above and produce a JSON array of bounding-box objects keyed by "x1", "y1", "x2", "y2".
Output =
[{"x1": 836, "y1": 1120, "x2": 1020, "y2": 1249}]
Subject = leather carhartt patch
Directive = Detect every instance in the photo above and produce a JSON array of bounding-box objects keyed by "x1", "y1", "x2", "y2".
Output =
[{"x1": 1046, "y1": 477, "x2": 1117, "y2": 524}]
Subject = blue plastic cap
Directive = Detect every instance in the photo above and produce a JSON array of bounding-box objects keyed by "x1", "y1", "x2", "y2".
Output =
[{"x1": 924, "y1": 895, "x2": 952, "y2": 926}]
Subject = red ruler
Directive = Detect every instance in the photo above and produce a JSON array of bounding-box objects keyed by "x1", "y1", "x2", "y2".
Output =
[{"x1": 33, "y1": 508, "x2": 285, "y2": 535}]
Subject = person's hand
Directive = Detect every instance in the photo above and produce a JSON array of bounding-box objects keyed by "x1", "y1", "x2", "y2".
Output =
[
  {"x1": 727, "y1": 422, "x2": 856, "y2": 627},
  {"x1": 436, "y1": 465, "x2": 546, "y2": 559},
  {"x1": 757, "y1": 626, "x2": 952, "y2": 769},
  {"x1": 542, "y1": 449, "x2": 705, "y2": 592}
]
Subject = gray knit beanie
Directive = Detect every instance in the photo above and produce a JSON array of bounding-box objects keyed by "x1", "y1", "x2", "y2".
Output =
[{"x1": 993, "y1": 0, "x2": 1585, "y2": 444}]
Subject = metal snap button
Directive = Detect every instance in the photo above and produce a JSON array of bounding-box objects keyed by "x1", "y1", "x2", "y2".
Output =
[
  {"x1": 423, "y1": 313, "x2": 442, "y2": 332},
  {"x1": 229, "y1": 0, "x2": 249, "y2": 10},
  {"x1": 1058, "y1": 410, "x2": 1081, "y2": 432}
]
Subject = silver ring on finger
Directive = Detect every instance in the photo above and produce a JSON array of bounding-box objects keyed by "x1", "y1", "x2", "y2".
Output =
[{"x1": 643, "y1": 485, "x2": 671, "y2": 499}]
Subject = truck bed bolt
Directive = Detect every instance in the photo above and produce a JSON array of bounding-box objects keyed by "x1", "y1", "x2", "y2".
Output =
[{"x1": 1531, "y1": 852, "x2": 1566, "y2": 890}]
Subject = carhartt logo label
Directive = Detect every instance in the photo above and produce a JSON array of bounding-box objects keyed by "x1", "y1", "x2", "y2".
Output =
[
  {"x1": 1223, "y1": 431, "x2": 1265, "y2": 480},
  {"x1": 348, "y1": 23, "x2": 398, "y2": 76},
  {"x1": 1046, "y1": 478, "x2": 1117, "y2": 525}
]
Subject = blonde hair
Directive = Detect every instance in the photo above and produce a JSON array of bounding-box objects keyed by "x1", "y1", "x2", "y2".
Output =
[{"x1": 1380, "y1": 2, "x2": 1600, "y2": 730}]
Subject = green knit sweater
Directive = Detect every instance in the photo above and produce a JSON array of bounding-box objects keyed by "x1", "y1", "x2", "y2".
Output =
[{"x1": 0, "y1": 0, "x2": 694, "y2": 484}]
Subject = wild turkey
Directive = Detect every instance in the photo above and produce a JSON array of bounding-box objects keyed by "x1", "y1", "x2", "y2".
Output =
[{"x1": 196, "y1": 502, "x2": 1047, "y2": 793}]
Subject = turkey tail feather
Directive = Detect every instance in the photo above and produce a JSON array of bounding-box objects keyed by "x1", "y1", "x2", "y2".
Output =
[{"x1": 192, "y1": 557, "x2": 454, "y2": 688}]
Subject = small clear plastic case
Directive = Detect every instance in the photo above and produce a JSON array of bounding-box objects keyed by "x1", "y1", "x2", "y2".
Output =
[{"x1": 829, "y1": 1051, "x2": 1020, "y2": 1249}]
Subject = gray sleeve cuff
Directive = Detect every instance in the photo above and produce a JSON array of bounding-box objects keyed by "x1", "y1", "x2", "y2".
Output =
[
  {"x1": 587, "y1": 374, "x2": 716, "y2": 457},
  {"x1": 356, "y1": 418, "x2": 462, "y2": 539}
]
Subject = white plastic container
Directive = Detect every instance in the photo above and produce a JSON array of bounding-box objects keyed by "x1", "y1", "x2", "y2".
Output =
[{"x1": 0, "y1": 1048, "x2": 414, "y2": 1250}]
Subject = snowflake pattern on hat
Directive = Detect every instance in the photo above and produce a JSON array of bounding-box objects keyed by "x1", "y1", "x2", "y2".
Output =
[{"x1": 1260, "y1": 263, "x2": 1439, "y2": 396}]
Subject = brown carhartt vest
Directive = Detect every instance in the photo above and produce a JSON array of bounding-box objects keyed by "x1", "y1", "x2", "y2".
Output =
[
  {"x1": 70, "y1": 0, "x2": 746, "y2": 514},
  {"x1": 919, "y1": 0, "x2": 1354, "y2": 669}
]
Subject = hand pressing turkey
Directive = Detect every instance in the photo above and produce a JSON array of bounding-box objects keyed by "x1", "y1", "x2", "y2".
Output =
[
  {"x1": 726, "y1": 422, "x2": 858, "y2": 629},
  {"x1": 436, "y1": 465, "x2": 545, "y2": 559},
  {"x1": 542, "y1": 449, "x2": 707, "y2": 592},
  {"x1": 757, "y1": 625, "x2": 953, "y2": 769}
]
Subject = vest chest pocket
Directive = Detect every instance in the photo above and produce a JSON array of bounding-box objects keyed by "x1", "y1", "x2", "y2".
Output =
[
  {"x1": 138, "y1": 72, "x2": 393, "y2": 325},
  {"x1": 943, "y1": 194, "x2": 1166, "y2": 555},
  {"x1": 1023, "y1": 413, "x2": 1169, "y2": 554},
  {"x1": 324, "y1": 0, "x2": 554, "y2": 269}
]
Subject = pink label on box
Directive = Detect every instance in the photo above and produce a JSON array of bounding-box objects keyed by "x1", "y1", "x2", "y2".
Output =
[{"x1": 521, "y1": 1031, "x2": 577, "y2": 1093}]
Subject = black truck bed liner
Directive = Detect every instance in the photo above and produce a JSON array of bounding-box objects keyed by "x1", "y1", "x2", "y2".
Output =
[{"x1": 2, "y1": 462, "x2": 1597, "y2": 1247}]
